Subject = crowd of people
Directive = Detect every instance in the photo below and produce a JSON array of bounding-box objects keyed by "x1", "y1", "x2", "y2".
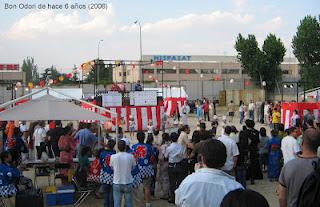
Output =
[{"x1": 0, "y1": 98, "x2": 320, "y2": 207}]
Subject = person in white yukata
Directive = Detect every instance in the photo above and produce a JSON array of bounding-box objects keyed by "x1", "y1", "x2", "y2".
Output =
[
  {"x1": 180, "y1": 102, "x2": 190, "y2": 126},
  {"x1": 175, "y1": 139, "x2": 243, "y2": 207}
]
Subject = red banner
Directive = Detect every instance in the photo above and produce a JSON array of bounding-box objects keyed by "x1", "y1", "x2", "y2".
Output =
[{"x1": 0, "y1": 64, "x2": 19, "y2": 71}]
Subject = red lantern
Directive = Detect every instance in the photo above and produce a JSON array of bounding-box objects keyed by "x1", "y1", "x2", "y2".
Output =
[
  {"x1": 39, "y1": 80, "x2": 45, "y2": 87},
  {"x1": 53, "y1": 80, "x2": 58, "y2": 84},
  {"x1": 144, "y1": 70, "x2": 149, "y2": 74},
  {"x1": 156, "y1": 61, "x2": 163, "y2": 66},
  {"x1": 132, "y1": 64, "x2": 136, "y2": 69},
  {"x1": 214, "y1": 75, "x2": 221, "y2": 81},
  {"x1": 66, "y1": 73, "x2": 73, "y2": 79},
  {"x1": 185, "y1": 69, "x2": 190, "y2": 74},
  {"x1": 245, "y1": 80, "x2": 251, "y2": 86}
]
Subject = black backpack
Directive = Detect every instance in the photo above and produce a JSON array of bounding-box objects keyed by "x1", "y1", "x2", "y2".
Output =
[{"x1": 297, "y1": 158, "x2": 320, "y2": 207}]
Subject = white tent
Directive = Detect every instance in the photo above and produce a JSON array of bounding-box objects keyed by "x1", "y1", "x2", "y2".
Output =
[
  {"x1": 0, "y1": 94, "x2": 107, "y2": 121},
  {"x1": 144, "y1": 87, "x2": 188, "y2": 99}
]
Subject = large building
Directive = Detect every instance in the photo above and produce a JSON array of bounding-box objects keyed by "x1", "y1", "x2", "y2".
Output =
[
  {"x1": 0, "y1": 64, "x2": 26, "y2": 103},
  {"x1": 113, "y1": 55, "x2": 299, "y2": 100}
]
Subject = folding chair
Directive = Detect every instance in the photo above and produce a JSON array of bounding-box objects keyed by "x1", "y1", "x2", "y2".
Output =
[
  {"x1": 34, "y1": 164, "x2": 51, "y2": 188},
  {"x1": 72, "y1": 176, "x2": 94, "y2": 207}
]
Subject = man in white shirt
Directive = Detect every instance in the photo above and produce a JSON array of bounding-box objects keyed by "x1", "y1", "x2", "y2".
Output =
[
  {"x1": 248, "y1": 100, "x2": 255, "y2": 121},
  {"x1": 110, "y1": 140, "x2": 136, "y2": 207},
  {"x1": 175, "y1": 139, "x2": 243, "y2": 207},
  {"x1": 281, "y1": 127, "x2": 300, "y2": 164},
  {"x1": 218, "y1": 126, "x2": 240, "y2": 175},
  {"x1": 165, "y1": 132, "x2": 185, "y2": 203},
  {"x1": 33, "y1": 121, "x2": 47, "y2": 159}
]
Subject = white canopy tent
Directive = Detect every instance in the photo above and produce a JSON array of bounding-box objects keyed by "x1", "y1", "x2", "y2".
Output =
[
  {"x1": 0, "y1": 87, "x2": 119, "y2": 151},
  {"x1": 0, "y1": 94, "x2": 107, "y2": 121}
]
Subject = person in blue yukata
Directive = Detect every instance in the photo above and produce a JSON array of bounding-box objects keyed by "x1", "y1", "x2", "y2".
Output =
[
  {"x1": 131, "y1": 132, "x2": 154, "y2": 207},
  {"x1": 0, "y1": 151, "x2": 21, "y2": 198},
  {"x1": 100, "y1": 139, "x2": 116, "y2": 207}
]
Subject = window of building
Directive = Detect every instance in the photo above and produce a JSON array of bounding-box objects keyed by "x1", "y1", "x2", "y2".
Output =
[
  {"x1": 180, "y1": 69, "x2": 197, "y2": 74},
  {"x1": 221, "y1": 69, "x2": 240, "y2": 74},
  {"x1": 282, "y1": 70, "x2": 291, "y2": 75},
  {"x1": 200, "y1": 69, "x2": 219, "y2": 74}
]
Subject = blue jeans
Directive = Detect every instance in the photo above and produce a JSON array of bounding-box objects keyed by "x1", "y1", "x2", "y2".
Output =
[
  {"x1": 249, "y1": 110, "x2": 254, "y2": 120},
  {"x1": 103, "y1": 184, "x2": 113, "y2": 207},
  {"x1": 113, "y1": 184, "x2": 133, "y2": 207},
  {"x1": 239, "y1": 111, "x2": 245, "y2": 124},
  {"x1": 236, "y1": 166, "x2": 247, "y2": 189}
]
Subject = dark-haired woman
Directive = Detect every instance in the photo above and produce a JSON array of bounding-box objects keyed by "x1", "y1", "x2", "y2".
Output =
[{"x1": 58, "y1": 126, "x2": 76, "y2": 178}]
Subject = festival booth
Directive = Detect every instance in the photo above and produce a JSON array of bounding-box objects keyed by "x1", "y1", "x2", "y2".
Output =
[
  {"x1": 281, "y1": 102, "x2": 320, "y2": 129},
  {"x1": 82, "y1": 90, "x2": 164, "y2": 131},
  {"x1": 0, "y1": 87, "x2": 117, "y2": 206}
]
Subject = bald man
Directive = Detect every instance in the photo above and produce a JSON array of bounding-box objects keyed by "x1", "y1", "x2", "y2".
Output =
[{"x1": 278, "y1": 128, "x2": 320, "y2": 207}]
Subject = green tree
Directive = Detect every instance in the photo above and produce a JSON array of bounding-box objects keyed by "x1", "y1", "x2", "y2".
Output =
[
  {"x1": 86, "y1": 60, "x2": 113, "y2": 85},
  {"x1": 21, "y1": 57, "x2": 35, "y2": 83},
  {"x1": 292, "y1": 15, "x2": 320, "y2": 89},
  {"x1": 235, "y1": 33, "x2": 286, "y2": 91}
]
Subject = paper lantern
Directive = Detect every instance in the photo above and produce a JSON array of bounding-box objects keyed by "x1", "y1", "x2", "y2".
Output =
[
  {"x1": 59, "y1": 76, "x2": 64, "y2": 82},
  {"x1": 28, "y1": 82, "x2": 34, "y2": 89},
  {"x1": 104, "y1": 121, "x2": 113, "y2": 130},
  {"x1": 39, "y1": 80, "x2": 45, "y2": 87},
  {"x1": 16, "y1": 82, "x2": 22, "y2": 87},
  {"x1": 53, "y1": 80, "x2": 58, "y2": 84},
  {"x1": 132, "y1": 64, "x2": 136, "y2": 69},
  {"x1": 144, "y1": 70, "x2": 149, "y2": 74},
  {"x1": 66, "y1": 73, "x2": 73, "y2": 79},
  {"x1": 214, "y1": 75, "x2": 221, "y2": 81},
  {"x1": 245, "y1": 80, "x2": 251, "y2": 86},
  {"x1": 185, "y1": 69, "x2": 190, "y2": 74}
]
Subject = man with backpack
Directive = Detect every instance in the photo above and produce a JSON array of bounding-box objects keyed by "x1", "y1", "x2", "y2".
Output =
[{"x1": 278, "y1": 128, "x2": 320, "y2": 207}]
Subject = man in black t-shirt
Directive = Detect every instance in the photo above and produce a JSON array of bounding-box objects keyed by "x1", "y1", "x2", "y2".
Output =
[{"x1": 47, "y1": 120, "x2": 64, "y2": 158}]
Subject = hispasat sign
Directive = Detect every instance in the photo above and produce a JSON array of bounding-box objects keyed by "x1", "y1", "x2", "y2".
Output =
[{"x1": 0, "y1": 64, "x2": 19, "y2": 71}]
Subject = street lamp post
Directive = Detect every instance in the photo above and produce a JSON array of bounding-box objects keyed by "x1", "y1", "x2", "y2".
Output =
[
  {"x1": 134, "y1": 20, "x2": 143, "y2": 86},
  {"x1": 97, "y1": 40, "x2": 103, "y2": 84}
]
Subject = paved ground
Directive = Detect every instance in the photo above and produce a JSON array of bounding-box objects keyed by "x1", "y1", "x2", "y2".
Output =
[{"x1": 23, "y1": 108, "x2": 279, "y2": 207}]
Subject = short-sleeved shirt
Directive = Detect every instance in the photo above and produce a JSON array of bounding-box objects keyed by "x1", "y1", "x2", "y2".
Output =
[
  {"x1": 272, "y1": 112, "x2": 281, "y2": 124},
  {"x1": 75, "y1": 128, "x2": 97, "y2": 148},
  {"x1": 34, "y1": 127, "x2": 47, "y2": 146},
  {"x1": 281, "y1": 136, "x2": 299, "y2": 164},
  {"x1": 218, "y1": 135, "x2": 240, "y2": 171},
  {"x1": 279, "y1": 156, "x2": 318, "y2": 207},
  {"x1": 110, "y1": 152, "x2": 136, "y2": 184}
]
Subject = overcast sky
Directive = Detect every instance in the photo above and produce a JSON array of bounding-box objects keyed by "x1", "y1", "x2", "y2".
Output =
[{"x1": 0, "y1": 0, "x2": 319, "y2": 73}]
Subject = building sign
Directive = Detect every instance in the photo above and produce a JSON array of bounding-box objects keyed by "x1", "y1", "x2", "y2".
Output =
[
  {"x1": 0, "y1": 64, "x2": 19, "y2": 71},
  {"x1": 152, "y1": 55, "x2": 192, "y2": 62}
]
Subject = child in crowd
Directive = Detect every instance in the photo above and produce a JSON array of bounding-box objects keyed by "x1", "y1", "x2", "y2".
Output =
[
  {"x1": 153, "y1": 129, "x2": 162, "y2": 147},
  {"x1": 157, "y1": 133, "x2": 171, "y2": 200},
  {"x1": 147, "y1": 120, "x2": 154, "y2": 135},
  {"x1": 129, "y1": 115, "x2": 136, "y2": 138}
]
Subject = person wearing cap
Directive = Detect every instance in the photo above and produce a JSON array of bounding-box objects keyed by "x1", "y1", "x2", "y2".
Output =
[
  {"x1": 169, "y1": 120, "x2": 179, "y2": 135},
  {"x1": 218, "y1": 126, "x2": 240, "y2": 175}
]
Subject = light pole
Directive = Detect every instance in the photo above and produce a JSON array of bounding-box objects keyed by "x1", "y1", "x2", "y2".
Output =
[
  {"x1": 97, "y1": 40, "x2": 103, "y2": 84},
  {"x1": 98, "y1": 40, "x2": 103, "y2": 59},
  {"x1": 134, "y1": 20, "x2": 142, "y2": 61},
  {"x1": 134, "y1": 20, "x2": 143, "y2": 85}
]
